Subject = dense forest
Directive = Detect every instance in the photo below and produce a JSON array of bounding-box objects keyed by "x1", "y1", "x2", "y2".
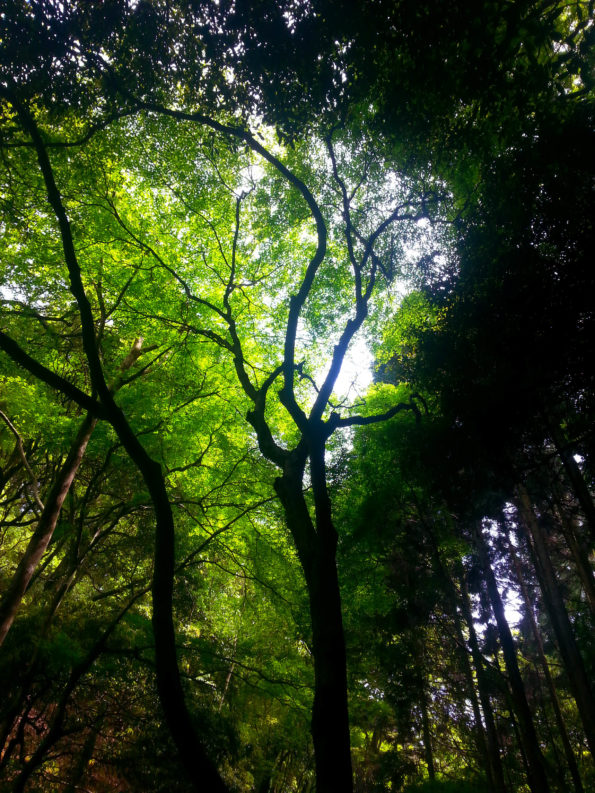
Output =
[{"x1": 0, "y1": 2, "x2": 594, "y2": 792}]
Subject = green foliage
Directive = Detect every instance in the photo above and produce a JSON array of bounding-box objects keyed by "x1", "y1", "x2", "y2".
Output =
[{"x1": 1, "y1": 2, "x2": 594, "y2": 792}]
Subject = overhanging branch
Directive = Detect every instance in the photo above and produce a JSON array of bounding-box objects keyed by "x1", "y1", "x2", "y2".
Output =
[
  {"x1": 328, "y1": 399, "x2": 421, "y2": 431},
  {"x1": 0, "y1": 330, "x2": 105, "y2": 417}
]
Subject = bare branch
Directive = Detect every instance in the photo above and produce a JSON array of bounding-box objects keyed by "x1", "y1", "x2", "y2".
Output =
[
  {"x1": 326, "y1": 135, "x2": 360, "y2": 289},
  {"x1": 327, "y1": 399, "x2": 421, "y2": 431}
]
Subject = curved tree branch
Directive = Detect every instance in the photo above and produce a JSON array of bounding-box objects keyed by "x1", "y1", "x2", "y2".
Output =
[
  {"x1": 0, "y1": 331, "x2": 105, "y2": 417},
  {"x1": 327, "y1": 399, "x2": 421, "y2": 431}
]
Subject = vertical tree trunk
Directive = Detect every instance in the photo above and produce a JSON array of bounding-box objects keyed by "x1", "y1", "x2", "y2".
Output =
[
  {"x1": 458, "y1": 565, "x2": 508, "y2": 793},
  {"x1": 144, "y1": 458, "x2": 230, "y2": 793},
  {"x1": 429, "y1": 537, "x2": 500, "y2": 790},
  {"x1": 451, "y1": 599, "x2": 497, "y2": 788},
  {"x1": 0, "y1": 413, "x2": 97, "y2": 647},
  {"x1": 274, "y1": 443, "x2": 353, "y2": 793},
  {"x1": 308, "y1": 549, "x2": 353, "y2": 793},
  {"x1": 550, "y1": 493, "x2": 595, "y2": 615},
  {"x1": 516, "y1": 487, "x2": 595, "y2": 758},
  {"x1": 507, "y1": 530, "x2": 585, "y2": 793},
  {"x1": 472, "y1": 524, "x2": 551, "y2": 793},
  {"x1": 420, "y1": 678, "x2": 436, "y2": 781}
]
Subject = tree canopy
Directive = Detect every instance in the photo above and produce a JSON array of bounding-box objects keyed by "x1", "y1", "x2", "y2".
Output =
[{"x1": 0, "y1": 2, "x2": 594, "y2": 792}]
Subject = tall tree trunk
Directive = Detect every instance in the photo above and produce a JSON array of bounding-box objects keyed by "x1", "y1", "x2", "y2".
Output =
[
  {"x1": 142, "y1": 455, "x2": 231, "y2": 793},
  {"x1": 472, "y1": 524, "x2": 551, "y2": 793},
  {"x1": 451, "y1": 596, "x2": 498, "y2": 788},
  {"x1": 457, "y1": 564, "x2": 508, "y2": 793},
  {"x1": 3, "y1": 90, "x2": 230, "y2": 792},
  {"x1": 550, "y1": 491, "x2": 595, "y2": 615},
  {"x1": 419, "y1": 677, "x2": 435, "y2": 781},
  {"x1": 429, "y1": 537, "x2": 500, "y2": 791},
  {"x1": 507, "y1": 530, "x2": 585, "y2": 793},
  {"x1": 0, "y1": 412, "x2": 96, "y2": 647},
  {"x1": 516, "y1": 487, "x2": 595, "y2": 758},
  {"x1": 308, "y1": 547, "x2": 353, "y2": 793},
  {"x1": 274, "y1": 444, "x2": 353, "y2": 793}
]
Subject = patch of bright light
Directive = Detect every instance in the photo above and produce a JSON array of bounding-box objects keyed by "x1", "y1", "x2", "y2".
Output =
[
  {"x1": 504, "y1": 592, "x2": 523, "y2": 626},
  {"x1": 333, "y1": 334, "x2": 373, "y2": 400}
]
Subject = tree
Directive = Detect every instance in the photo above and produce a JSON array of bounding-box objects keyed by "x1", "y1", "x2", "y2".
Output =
[
  {"x1": 0, "y1": 63, "x2": 434, "y2": 791},
  {"x1": 1, "y1": 2, "x2": 594, "y2": 791}
]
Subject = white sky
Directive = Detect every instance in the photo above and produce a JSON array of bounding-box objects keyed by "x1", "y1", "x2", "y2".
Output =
[{"x1": 332, "y1": 334, "x2": 374, "y2": 400}]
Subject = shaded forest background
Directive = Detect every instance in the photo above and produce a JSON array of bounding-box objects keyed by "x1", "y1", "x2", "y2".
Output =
[{"x1": 0, "y1": 1, "x2": 594, "y2": 792}]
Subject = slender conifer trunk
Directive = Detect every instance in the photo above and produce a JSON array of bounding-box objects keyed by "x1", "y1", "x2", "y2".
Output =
[
  {"x1": 473, "y1": 524, "x2": 550, "y2": 793},
  {"x1": 458, "y1": 565, "x2": 508, "y2": 793},
  {"x1": 516, "y1": 487, "x2": 595, "y2": 758},
  {"x1": 550, "y1": 492, "x2": 595, "y2": 615},
  {"x1": 507, "y1": 530, "x2": 585, "y2": 793}
]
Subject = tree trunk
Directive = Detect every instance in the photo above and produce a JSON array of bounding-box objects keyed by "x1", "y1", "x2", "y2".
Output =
[
  {"x1": 430, "y1": 540, "x2": 499, "y2": 790},
  {"x1": 420, "y1": 678, "x2": 435, "y2": 781},
  {"x1": 452, "y1": 596, "x2": 498, "y2": 788},
  {"x1": 143, "y1": 455, "x2": 230, "y2": 793},
  {"x1": 550, "y1": 492, "x2": 595, "y2": 615},
  {"x1": 516, "y1": 487, "x2": 595, "y2": 758},
  {"x1": 472, "y1": 524, "x2": 551, "y2": 793},
  {"x1": 507, "y1": 530, "x2": 585, "y2": 793},
  {"x1": 308, "y1": 550, "x2": 353, "y2": 793},
  {"x1": 458, "y1": 564, "x2": 508, "y2": 793},
  {"x1": 3, "y1": 88, "x2": 229, "y2": 790},
  {"x1": 0, "y1": 412, "x2": 96, "y2": 647},
  {"x1": 274, "y1": 443, "x2": 353, "y2": 793}
]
